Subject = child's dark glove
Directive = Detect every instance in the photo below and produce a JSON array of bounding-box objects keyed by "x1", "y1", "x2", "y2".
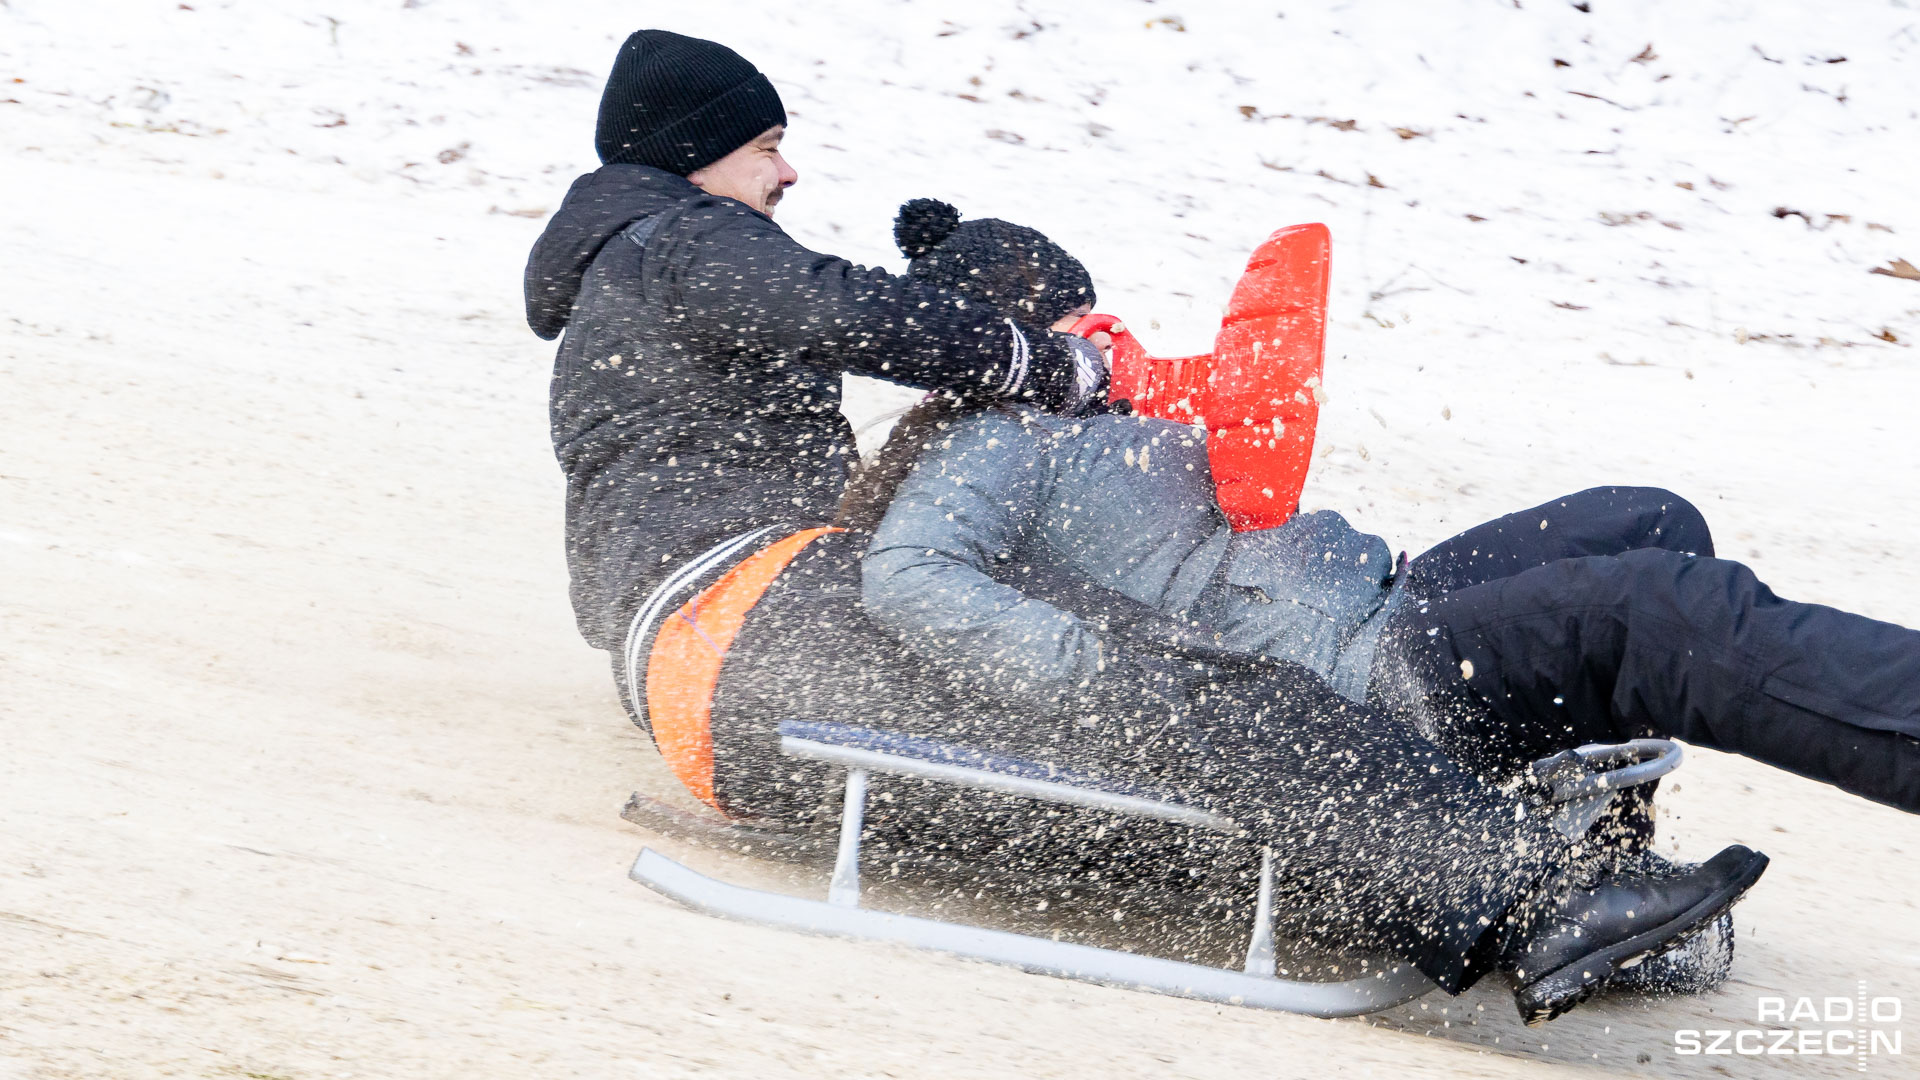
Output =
[{"x1": 1024, "y1": 332, "x2": 1110, "y2": 416}]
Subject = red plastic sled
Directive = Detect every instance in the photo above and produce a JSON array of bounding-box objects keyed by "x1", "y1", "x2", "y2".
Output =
[{"x1": 1072, "y1": 223, "x2": 1330, "y2": 532}]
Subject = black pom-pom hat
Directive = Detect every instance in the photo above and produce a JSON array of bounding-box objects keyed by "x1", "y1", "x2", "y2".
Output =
[{"x1": 893, "y1": 198, "x2": 1096, "y2": 330}]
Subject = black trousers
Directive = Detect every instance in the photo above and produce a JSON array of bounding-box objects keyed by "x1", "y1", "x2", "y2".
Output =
[
  {"x1": 1380, "y1": 487, "x2": 1920, "y2": 812},
  {"x1": 708, "y1": 532, "x2": 1562, "y2": 993}
]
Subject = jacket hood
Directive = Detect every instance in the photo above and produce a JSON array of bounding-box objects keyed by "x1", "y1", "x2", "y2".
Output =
[{"x1": 524, "y1": 164, "x2": 698, "y2": 340}]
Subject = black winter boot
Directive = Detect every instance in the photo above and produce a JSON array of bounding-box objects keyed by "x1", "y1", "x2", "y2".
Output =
[
  {"x1": 1602, "y1": 849, "x2": 1738, "y2": 996},
  {"x1": 1501, "y1": 844, "x2": 1768, "y2": 1025},
  {"x1": 1567, "y1": 787, "x2": 1739, "y2": 996}
]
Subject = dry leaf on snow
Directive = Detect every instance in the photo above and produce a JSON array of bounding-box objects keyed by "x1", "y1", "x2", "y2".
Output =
[{"x1": 1868, "y1": 258, "x2": 1920, "y2": 281}]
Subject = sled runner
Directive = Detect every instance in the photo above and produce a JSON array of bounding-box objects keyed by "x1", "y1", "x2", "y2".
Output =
[{"x1": 626, "y1": 722, "x2": 1682, "y2": 1018}]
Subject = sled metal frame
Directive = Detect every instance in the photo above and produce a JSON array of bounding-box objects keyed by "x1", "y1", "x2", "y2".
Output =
[
  {"x1": 1536, "y1": 739, "x2": 1683, "y2": 838},
  {"x1": 628, "y1": 721, "x2": 1682, "y2": 1018}
]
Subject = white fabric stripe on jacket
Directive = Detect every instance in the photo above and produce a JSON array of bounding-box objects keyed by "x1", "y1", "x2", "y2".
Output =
[{"x1": 623, "y1": 525, "x2": 778, "y2": 728}]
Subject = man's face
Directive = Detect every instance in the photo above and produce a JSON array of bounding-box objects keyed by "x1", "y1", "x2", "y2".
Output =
[{"x1": 687, "y1": 125, "x2": 799, "y2": 218}]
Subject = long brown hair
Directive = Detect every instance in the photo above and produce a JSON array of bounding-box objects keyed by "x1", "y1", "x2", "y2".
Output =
[{"x1": 834, "y1": 393, "x2": 994, "y2": 532}]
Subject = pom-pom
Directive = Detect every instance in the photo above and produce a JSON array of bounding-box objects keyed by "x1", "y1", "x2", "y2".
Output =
[{"x1": 894, "y1": 198, "x2": 962, "y2": 258}]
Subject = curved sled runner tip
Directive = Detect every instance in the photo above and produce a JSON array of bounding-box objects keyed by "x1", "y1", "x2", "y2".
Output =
[{"x1": 629, "y1": 847, "x2": 1436, "y2": 1018}]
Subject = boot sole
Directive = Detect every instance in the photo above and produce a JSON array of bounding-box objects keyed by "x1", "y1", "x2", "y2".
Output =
[{"x1": 1515, "y1": 849, "x2": 1769, "y2": 1026}]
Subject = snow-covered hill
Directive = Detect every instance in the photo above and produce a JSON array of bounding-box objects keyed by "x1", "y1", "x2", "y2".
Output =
[
  {"x1": 12, "y1": 0, "x2": 1920, "y2": 591},
  {"x1": 5, "y1": 2, "x2": 1919, "y2": 1077}
]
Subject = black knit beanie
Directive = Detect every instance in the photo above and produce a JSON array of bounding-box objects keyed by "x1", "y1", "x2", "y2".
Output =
[
  {"x1": 895, "y1": 199, "x2": 1096, "y2": 330},
  {"x1": 595, "y1": 30, "x2": 788, "y2": 175}
]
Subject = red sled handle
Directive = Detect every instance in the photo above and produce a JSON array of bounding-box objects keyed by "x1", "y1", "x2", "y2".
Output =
[
  {"x1": 1066, "y1": 313, "x2": 1144, "y2": 403},
  {"x1": 1067, "y1": 313, "x2": 1210, "y2": 419},
  {"x1": 1062, "y1": 222, "x2": 1331, "y2": 533}
]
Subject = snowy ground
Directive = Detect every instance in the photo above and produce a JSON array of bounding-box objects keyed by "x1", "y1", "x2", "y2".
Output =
[{"x1": 5, "y1": 1, "x2": 1920, "y2": 1076}]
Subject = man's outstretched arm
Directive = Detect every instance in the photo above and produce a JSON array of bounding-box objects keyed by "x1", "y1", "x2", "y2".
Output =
[{"x1": 665, "y1": 199, "x2": 1104, "y2": 412}]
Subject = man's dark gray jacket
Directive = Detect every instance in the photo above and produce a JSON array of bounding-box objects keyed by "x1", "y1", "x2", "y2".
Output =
[{"x1": 525, "y1": 165, "x2": 1079, "y2": 650}]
